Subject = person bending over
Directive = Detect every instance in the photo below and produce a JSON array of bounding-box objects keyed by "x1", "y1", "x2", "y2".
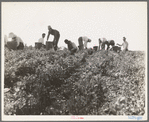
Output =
[
  {"x1": 107, "y1": 40, "x2": 115, "y2": 50},
  {"x1": 100, "y1": 38, "x2": 109, "y2": 50},
  {"x1": 47, "y1": 25, "x2": 60, "y2": 51},
  {"x1": 64, "y1": 39, "x2": 78, "y2": 55}
]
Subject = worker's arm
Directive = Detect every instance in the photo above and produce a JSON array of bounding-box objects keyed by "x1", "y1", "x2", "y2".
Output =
[
  {"x1": 47, "y1": 32, "x2": 50, "y2": 41},
  {"x1": 117, "y1": 43, "x2": 122, "y2": 46}
]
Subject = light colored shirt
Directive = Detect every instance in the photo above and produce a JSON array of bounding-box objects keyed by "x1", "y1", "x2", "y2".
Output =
[
  {"x1": 38, "y1": 38, "x2": 44, "y2": 44},
  {"x1": 82, "y1": 36, "x2": 90, "y2": 49},
  {"x1": 8, "y1": 33, "x2": 23, "y2": 47},
  {"x1": 102, "y1": 38, "x2": 107, "y2": 42},
  {"x1": 11, "y1": 36, "x2": 23, "y2": 47},
  {"x1": 122, "y1": 41, "x2": 128, "y2": 50}
]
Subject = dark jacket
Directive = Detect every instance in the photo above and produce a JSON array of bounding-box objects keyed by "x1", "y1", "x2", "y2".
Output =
[{"x1": 67, "y1": 41, "x2": 77, "y2": 51}]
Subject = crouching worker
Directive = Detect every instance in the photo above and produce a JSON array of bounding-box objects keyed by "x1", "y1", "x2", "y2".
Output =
[
  {"x1": 82, "y1": 36, "x2": 91, "y2": 49},
  {"x1": 8, "y1": 32, "x2": 24, "y2": 50},
  {"x1": 64, "y1": 39, "x2": 78, "y2": 55}
]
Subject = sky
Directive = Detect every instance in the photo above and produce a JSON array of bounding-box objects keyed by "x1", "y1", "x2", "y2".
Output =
[{"x1": 2, "y1": 2, "x2": 147, "y2": 51}]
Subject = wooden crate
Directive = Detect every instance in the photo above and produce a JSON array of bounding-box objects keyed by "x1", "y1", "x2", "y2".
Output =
[
  {"x1": 35, "y1": 42, "x2": 42, "y2": 49},
  {"x1": 46, "y1": 41, "x2": 53, "y2": 50}
]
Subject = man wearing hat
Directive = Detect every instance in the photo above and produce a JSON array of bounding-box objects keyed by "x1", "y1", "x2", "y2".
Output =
[
  {"x1": 47, "y1": 25, "x2": 60, "y2": 51},
  {"x1": 117, "y1": 37, "x2": 128, "y2": 52},
  {"x1": 8, "y1": 32, "x2": 24, "y2": 50}
]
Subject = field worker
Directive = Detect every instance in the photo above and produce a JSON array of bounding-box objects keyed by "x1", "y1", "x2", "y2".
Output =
[
  {"x1": 64, "y1": 39, "x2": 78, "y2": 55},
  {"x1": 38, "y1": 33, "x2": 46, "y2": 46},
  {"x1": 78, "y1": 37, "x2": 84, "y2": 50},
  {"x1": 83, "y1": 36, "x2": 91, "y2": 49},
  {"x1": 8, "y1": 32, "x2": 24, "y2": 50},
  {"x1": 47, "y1": 25, "x2": 60, "y2": 51},
  {"x1": 98, "y1": 38, "x2": 102, "y2": 50},
  {"x1": 107, "y1": 40, "x2": 115, "y2": 50},
  {"x1": 82, "y1": 36, "x2": 91, "y2": 49},
  {"x1": 78, "y1": 36, "x2": 91, "y2": 50},
  {"x1": 100, "y1": 38, "x2": 109, "y2": 50},
  {"x1": 117, "y1": 37, "x2": 128, "y2": 52}
]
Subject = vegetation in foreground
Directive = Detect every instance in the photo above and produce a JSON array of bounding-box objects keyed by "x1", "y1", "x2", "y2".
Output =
[{"x1": 4, "y1": 47, "x2": 145, "y2": 115}]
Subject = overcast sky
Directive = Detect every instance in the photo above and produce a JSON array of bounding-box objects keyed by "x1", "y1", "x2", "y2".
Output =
[{"x1": 2, "y1": 2, "x2": 147, "y2": 51}]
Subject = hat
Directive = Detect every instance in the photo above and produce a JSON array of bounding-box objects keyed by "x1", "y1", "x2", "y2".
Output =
[{"x1": 9, "y1": 32, "x2": 17, "y2": 38}]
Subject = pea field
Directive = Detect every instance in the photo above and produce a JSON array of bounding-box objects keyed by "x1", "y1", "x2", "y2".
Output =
[{"x1": 4, "y1": 47, "x2": 145, "y2": 115}]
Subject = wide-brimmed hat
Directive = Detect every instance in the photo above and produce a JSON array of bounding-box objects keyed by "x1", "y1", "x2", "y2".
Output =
[{"x1": 9, "y1": 32, "x2": 17, "y2": 38}]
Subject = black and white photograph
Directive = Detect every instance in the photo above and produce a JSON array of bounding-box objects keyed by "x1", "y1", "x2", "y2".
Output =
[{"x1": 1, "y1": 1, "x2": 147, "y2": 121}]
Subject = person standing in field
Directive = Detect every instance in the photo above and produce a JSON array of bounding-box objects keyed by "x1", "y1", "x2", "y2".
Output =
[
  {"x1": 38, "y1": 33, "x2": 46, "y2": 47},
  {"x1": 117, "y1": 37, "x2": 128, "y2": 52},
  {"x1": 64, "y1": 39, "x2": 78, "y2": 55},
  {"x1": 47, "y1": 25, "x2": 60, "y2": 51}
]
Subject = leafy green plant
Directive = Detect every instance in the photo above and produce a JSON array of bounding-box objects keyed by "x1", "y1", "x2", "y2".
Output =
[{"x1": 4, "y1": 47, "x2": 145, "y2": 115}]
